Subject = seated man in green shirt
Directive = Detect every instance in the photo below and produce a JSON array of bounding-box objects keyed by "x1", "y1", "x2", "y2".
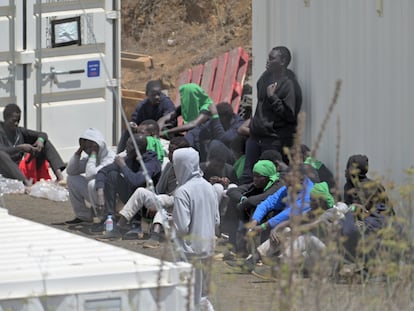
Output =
[{"x1": 158, "y1": 83, "x2": 218, "y2": 138}]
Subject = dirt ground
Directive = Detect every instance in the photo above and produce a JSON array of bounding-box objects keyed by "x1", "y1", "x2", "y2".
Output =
[
  {"x1": 4, "y1": 194, "x2": 414, "y2": 311},
  {"x1": 3, "y1": 193, "x2": 271, "y2": 311},
  {"x1": 120, "y1": 0, "x2": 252, "y2": 98},
  {"x1": 4, "y1": 2, "x2": 410, "y2": 310}
]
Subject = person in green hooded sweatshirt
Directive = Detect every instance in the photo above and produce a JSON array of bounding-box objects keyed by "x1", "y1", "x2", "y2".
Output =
[
  {"x1": 157, "y1": 83, "x2": 218, "y2": 138},
  {"x1": 223, "y1": 159, "x2": 284, "y2": 253}
]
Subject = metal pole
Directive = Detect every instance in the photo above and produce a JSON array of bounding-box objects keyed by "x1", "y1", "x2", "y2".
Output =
[
  {"x1": 35, "y1": 0, "x2": 42, "y2": 131},
  {"x1": 9, "y1": 0, "x2": 16, "y2": 100}
]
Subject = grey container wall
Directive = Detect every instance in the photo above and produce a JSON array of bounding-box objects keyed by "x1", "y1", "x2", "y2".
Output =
[{"x1": 252, "y1": 0, "x2": 414, "y2": 191}]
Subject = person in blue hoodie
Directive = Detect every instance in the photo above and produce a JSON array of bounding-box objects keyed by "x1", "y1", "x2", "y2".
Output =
[
  {"x1": 226, "y1": 165, "x2": 313, "y2": 272},
  {"x1": 224, "y1": 159, "x2": 283, "y2": 254},
  {"x1": 248, "y1": 165, "x2": 314, "y2": 233}
]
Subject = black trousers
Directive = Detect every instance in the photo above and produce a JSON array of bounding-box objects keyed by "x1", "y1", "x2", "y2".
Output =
[
  {"x1": 240, "y1": 136, "x2": 292, "y2": 184},
  {"x1": 0, "y1": 150, "x2": 26, "y2": 181},
  {"x1": 103, "y1": 170, "x2": 135, "y2": 216},
  {"x1": 0, "y1": 140, "x2": 65, "y2": 182}
]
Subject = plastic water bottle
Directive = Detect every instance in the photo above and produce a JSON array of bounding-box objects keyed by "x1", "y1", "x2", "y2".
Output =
[{"x1": 105, "y1": 215, "x2": 113, "y2": 232}]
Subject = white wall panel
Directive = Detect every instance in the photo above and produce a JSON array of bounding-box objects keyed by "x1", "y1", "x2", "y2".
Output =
[{"x1": 253, "y1": 0, "x2": 414, "y2": 190}]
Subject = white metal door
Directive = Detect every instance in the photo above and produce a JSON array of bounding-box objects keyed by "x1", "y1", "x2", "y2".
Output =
[
  {"x1": 0, "y1": 0, "x2": 121, "y2": 161},
  {"x1": 0, "y1": 1, "x2": 17, "y2": 108}
]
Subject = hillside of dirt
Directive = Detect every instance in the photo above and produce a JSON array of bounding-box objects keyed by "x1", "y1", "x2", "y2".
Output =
[{"x1": 120, "y1": 0, "x2": 252, "y2": 101}]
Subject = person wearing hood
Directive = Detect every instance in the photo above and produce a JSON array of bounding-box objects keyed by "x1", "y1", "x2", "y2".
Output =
[
  {"x1": 343, "y1": 154, "x2": 391, "y2": 213},
  {"x1": 158, "y1": 83, "x2": 218, "y2": 138},
  {"x1": 172, "y1": 147, "x2": 219, "y2": 310},
  {"x1": 223, "y1": 159, "x2": 283, "y2": 253},
  {"x1": 340, "y1": 154, "x2": 395, "y2": 277},
  {"x1": 0, "y1": 103, "x2": 66, "y2": 186},
  {"x1": 64, "y1": 128, "x2": 116, "y2": 224}
]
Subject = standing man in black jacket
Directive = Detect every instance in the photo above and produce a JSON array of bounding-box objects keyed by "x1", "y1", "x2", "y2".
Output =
[{"x1": 240, "y1": 46, "x2": 302, "y2": 184}]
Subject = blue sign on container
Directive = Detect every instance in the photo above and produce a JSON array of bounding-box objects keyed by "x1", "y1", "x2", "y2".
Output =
[{"x1": 87, "y1": 60, "x2": 100, "y2": 77}]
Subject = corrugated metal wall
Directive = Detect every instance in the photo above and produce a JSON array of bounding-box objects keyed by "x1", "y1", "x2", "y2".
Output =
[{"x1": 253, "y1": 0, "x2": 414, "y2": 191}]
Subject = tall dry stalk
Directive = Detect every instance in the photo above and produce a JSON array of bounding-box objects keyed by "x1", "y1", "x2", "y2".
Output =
[
  {"x1": 278, "y1": 111, "x2": 306, "y2": 310},
  {"x1": 277, "y1": 81, "x2": 342, "y2": 310},
  {"x1": 334, "y1": 116, "x2": 341, "y2": 202},
  {"x1": 310, "y1": 80, "x2": 342, "y2": 159}
]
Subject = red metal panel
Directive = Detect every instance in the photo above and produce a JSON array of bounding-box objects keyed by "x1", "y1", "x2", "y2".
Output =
[
  {"x1": 219, "y1": 47, "x2": 249, "y2": 113},
  {"x1": 200, "y1": 57, "x2": 218, "y2": 97},
  {"x1": 190, "y1": 64, "x2": 204, "y2": 86},
  {"x1": 219, "y1": 48, "x2": 241, "y2": 105},
  {"x1": 174, "y1": 47, "x2": 249, "y2": 115},
  {"x1": 210, "y1": 52, "x2": 228, "y2": 104},
  {"x1": 231, "y1": 48, "x2": 249, "y2": 113}
]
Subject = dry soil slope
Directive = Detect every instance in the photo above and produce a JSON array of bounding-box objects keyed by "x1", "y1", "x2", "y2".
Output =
[{"x1": 121, "y1": 0, "x2": 252, "y2": 100}]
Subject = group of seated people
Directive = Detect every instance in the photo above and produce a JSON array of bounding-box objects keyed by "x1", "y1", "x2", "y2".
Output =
[{"x1": 0, "y1": 79, "x2": 398, "y2": 281}]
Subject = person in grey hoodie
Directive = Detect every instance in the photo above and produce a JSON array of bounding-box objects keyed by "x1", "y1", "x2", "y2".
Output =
[
  {"x1": 64, "y1": 128, "x2": 115, "y2": 224},
  {"x1": 172, "y1": 147, "x2": 219, "y2": 310}
]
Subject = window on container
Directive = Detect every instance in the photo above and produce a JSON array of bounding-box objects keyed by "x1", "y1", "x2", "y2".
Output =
[
  {"x1": 51, "y1": 16, "x2": 81, "y2": 48},
  {"x1": 83, "y1": 297, "x2": 122, "y2": 311}
]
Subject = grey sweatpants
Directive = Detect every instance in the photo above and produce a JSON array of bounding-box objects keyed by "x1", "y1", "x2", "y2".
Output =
[
  {"x1": 188, "y1": 256, "x2": 213, "y2": 311},
  {"x1": 67, "y1": 175, "x2": 99, "y2": 221}
]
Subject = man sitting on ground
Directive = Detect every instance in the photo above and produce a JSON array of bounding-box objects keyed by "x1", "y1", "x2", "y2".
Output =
[
  {"x1": 117, "y1": 80, "x2": 175, "y2": 153},
  {"x1": 158, "y1": 83, "x2": 218, "y2": 138},
  {"x1": 93, "y1": 134, "x2": 161, "y2": 234},
  {"x1": 223, "y1": 159, "x2": 284, "y2": 254},
  {"x1": 135, "y1": 119, "x2": 166, "y2": 164},
  {"x1": 0, "y1": 103, "x2": 66, "y2": 188},
  {"x1": 64, "y1": 128, "x2": 116, "y2": 225},
  {"x1": 225, "y1": 166, "x2": 314, "y2": 271},
  {"x1": 251, "y1": 182, "x2": 346, "y2": 280},
  {"x1": 185, "y1": 101, "x2": 244, "y2": 164},
  {"x1": 340, "y1": 154, "x2": 396, "y2": 278},
  {"x1": 104, "y1": 137, "x2": 189, "y2": 245}
]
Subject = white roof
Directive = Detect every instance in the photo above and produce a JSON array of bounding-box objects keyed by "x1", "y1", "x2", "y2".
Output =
[{"x1": 0, "y1": 209, "x2": 191, "y2": 300}]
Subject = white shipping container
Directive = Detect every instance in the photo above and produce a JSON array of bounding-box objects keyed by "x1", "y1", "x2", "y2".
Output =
[
  {"x1": 0, "y1": 209, "x2": 193, "y2": 311},
  {"x1": 0, "y1": 0, "x2": 122, "y2": 161}
]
